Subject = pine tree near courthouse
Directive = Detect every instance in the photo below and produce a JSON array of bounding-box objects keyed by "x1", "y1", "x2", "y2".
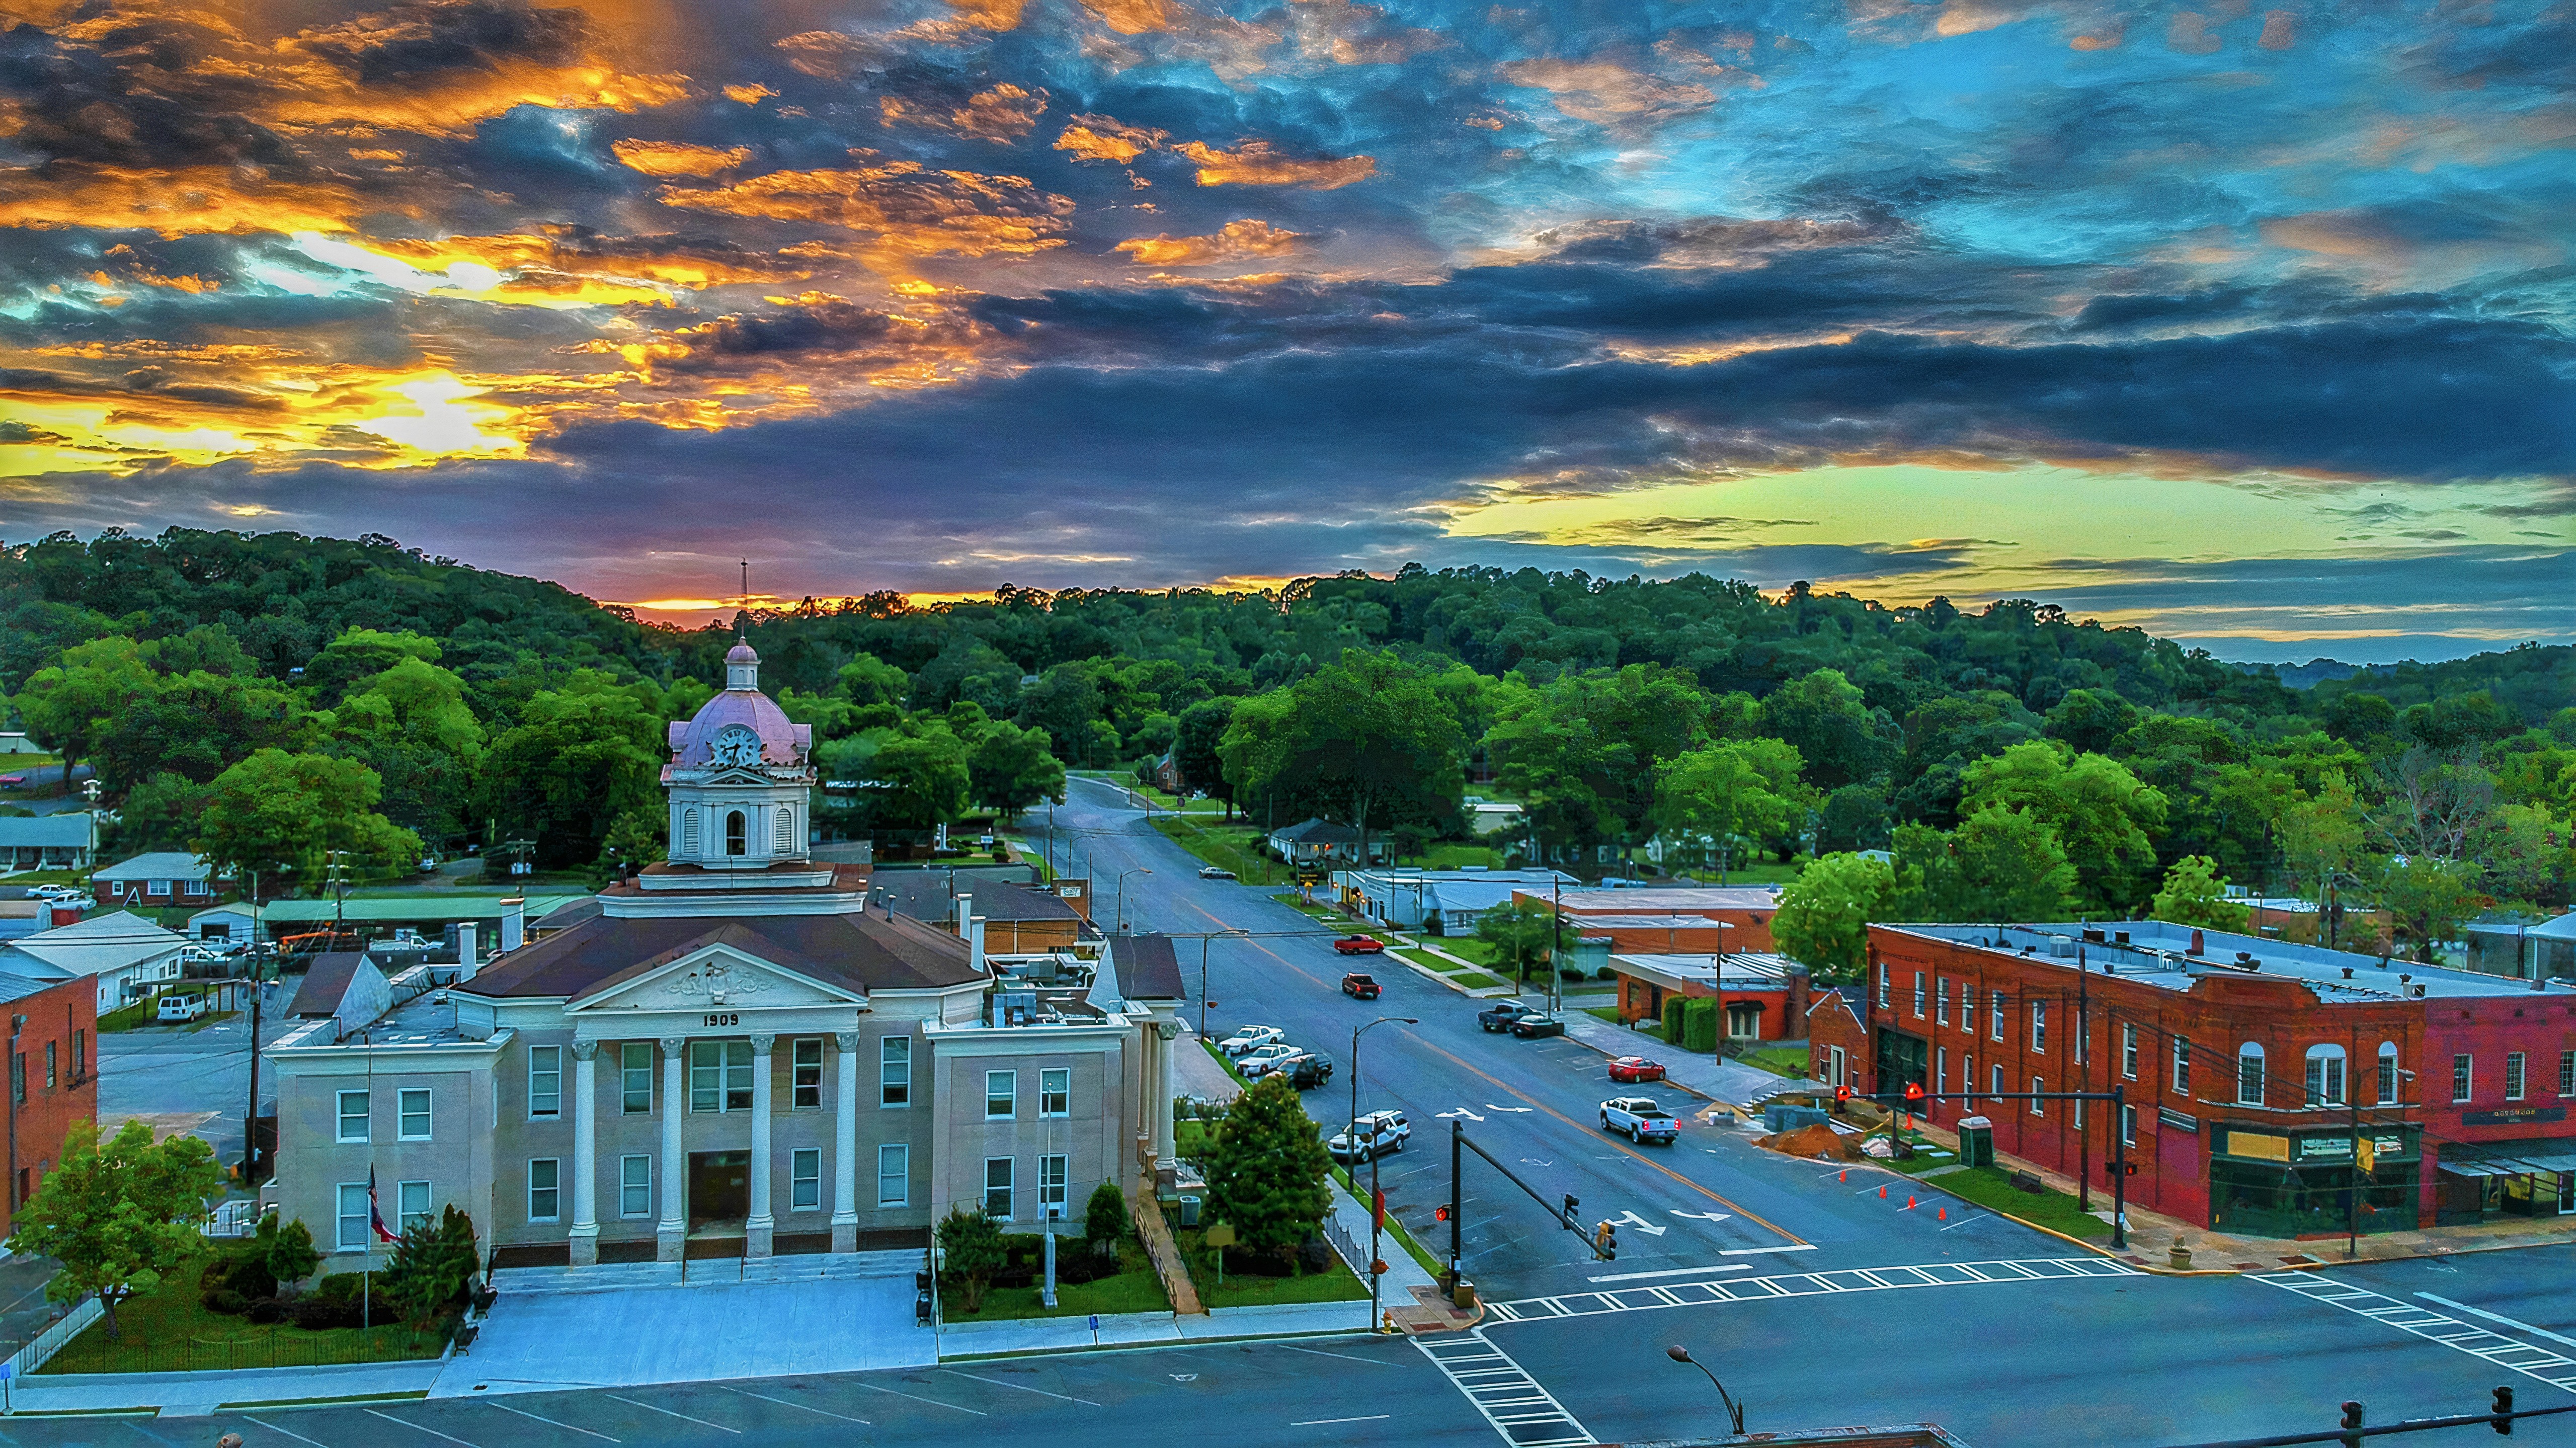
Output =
[{"x1": 1207, "y1": 1075, "x2": 1333, "y2": 1262}]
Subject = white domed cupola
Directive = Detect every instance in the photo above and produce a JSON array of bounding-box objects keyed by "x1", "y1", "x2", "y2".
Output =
[{"x1": 662, "y1": 641, "x2": 817, "y2": 870}]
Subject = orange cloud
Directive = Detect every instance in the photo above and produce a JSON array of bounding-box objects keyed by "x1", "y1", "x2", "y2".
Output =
[
  {"x1": 1497, "y1": 57, "x2": 1720, "y2": 128},
  {"x1": 1055, "y1": 115, "x2": 1170, "y2": 163},
  {"x1": 611, "y1": 139, "x2": 754, "y2": 177},
  {"x1": 1172, "y1": 140, "x2": 1376, "y2": 189},
  {"x1": 655, "y1": 163, "x2": 1075, "y2": 257},
  {"x1": 723, "y1": 83, "x2": 776, "y2": 104},
  {"x1": 1081, "y1": 0, "x2": 1187, "y2": 34},
  {"x1": 2257, "y1": 9, "x2": 2296, "y2": 48},
  {"x1": 2069, "y1": 20, "x2": 2124, "y2": 49},
  {"x1": 881, "y1": 85, "x2": 1051, "y2": 142},
  {"x1": 0, "y1": 165, "x2": 369, "y2": 237},
  {"x1": 1115, "y1": 218, "x2": 1309, "y2": 266}
]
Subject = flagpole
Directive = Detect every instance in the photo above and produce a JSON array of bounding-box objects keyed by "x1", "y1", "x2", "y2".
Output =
[{"x1": 365, "y1": 1027, "x2": 372, "y2": 1332}]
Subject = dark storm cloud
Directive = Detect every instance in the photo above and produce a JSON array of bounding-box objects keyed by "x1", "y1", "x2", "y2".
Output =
[{"x1": 0, "y1": 14, "x2": 295, "y2": 170}]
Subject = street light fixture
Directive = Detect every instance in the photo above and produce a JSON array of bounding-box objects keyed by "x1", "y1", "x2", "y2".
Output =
[
  {"x1": 1115, "y1": 867, "x2": 1152, "y2": 933},
  {"x1": 1199, "y1": 928, "x2": 1249, "y2": 1039},
  {"x1": 1665, "y1": 1344, "x2": 1747, "y2": 1436},
  {"x1": 1349, "y1": 1015, "x2": 1417, "y2": 1333}
]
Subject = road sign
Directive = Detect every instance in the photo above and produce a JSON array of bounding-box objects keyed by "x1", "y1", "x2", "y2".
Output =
[{"x1": 2357, "y1": 1137, "x2": 2377, "y2": 1174}]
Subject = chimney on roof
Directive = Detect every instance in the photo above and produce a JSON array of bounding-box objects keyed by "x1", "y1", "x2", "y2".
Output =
[
  {"x1": 457, "y1": 922, "x2": 478, "y2": 982},
  {"x1": 501, "y1": 897, "x2": 525, "y2": 953},
  {"x1": 2188, "y1": 928, "x2": 2205, "y2": 956},
  {"x1": 969, "y1": 915, "x2": 987, "y2": 974}
]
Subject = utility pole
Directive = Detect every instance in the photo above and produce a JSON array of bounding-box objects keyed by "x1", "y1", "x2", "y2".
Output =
[
  {"x1": 327, "y1": 848, "x2": 353, "y2": 941},
  {"x1": 244, "y1": 983, "x2": 264, "y2": 1185}
]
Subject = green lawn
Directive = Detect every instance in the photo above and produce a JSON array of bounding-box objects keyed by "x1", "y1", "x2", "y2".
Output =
[
  {"x1": 1328, "y1": 1166, "x2": 1445, "y2": 1280},
  {"x1": 1893, "y1": 1162, "x2": 2114, "y2": 1241},
  {"x1": 1733, "y1": 1045, "x2": 1809, "y2": 1078},
  {"x1": 41, "y1": 1261, "x2": 448, "y2": 1374},
  {"x1": 1176, "y1": 1118, "x2": 1217, "y2": 1157},
  {"x1": 1454, "y1": 973, "x2": 1507, "y2": 991},
  {"x1": 1174, "y1": 1229, "x2": 1372, "y2": 1309},
  {"x1": 1395, "y1": 948, "x2": 1472, "y2": 975},
  {"x1": 1149, "y1": 817, "x2": 1283, "y2": 885},
  {"x1": 961, "y1": 1240, "x2": 1171, "y2": 1320}
]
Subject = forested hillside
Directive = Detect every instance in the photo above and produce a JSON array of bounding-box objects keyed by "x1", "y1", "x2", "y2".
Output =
[{"x1": 3, "y1": 531, "x2": 2568, "y2": 960}]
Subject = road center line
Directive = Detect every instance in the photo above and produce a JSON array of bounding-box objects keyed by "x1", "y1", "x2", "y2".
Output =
[
  {"x1": 1292, "y1": 1414, "x2": 1392, "y2": 1425},
  {"x1": 1587, "y1": 1264, "x2": 1755, "y2": 1282},
  {"x1": 484, "y1": 1402, "x2": 620, "y2": 1442},
  {"x1": 2418, "y1": 1294, "x2": 2576, "y2": 1350},
  {"x1": 605, "y1": 1394, "x2": 743, "y2": 1433},
  {"x1": 940, "y1": 1368, "x2": 1102, "y2": 1405},
  {"x1": 362, "y1": 1408, "x2": 483, "y2": 1447}
]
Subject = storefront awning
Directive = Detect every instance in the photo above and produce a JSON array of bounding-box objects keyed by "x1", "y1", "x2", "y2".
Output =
[{"x1": 2440, "y1": 1141, "x2": 2576, "y2": 1177}]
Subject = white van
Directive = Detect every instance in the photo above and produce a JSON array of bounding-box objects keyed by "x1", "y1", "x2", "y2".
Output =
[{"x1": 155, "y1": 994, "x2": 210, "y2": 1023}]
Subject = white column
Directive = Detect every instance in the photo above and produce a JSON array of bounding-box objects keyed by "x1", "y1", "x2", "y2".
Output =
[
  {"x1": 746, "y1": 1034, "x2": 776, "y2": 1256},
  {"x1": 570, "y1": 1040, "x2": 600, "y2": 1266},
  {"x1": 832, "y1": 1030, "x2": 861, "y2": 1254},
  {"x1": 1152, "y1": 1020, "x2": 1177, "y2": 1175},
  {"x1": 657, "y1": 1035, "x2": 686, "y2": 1262}
]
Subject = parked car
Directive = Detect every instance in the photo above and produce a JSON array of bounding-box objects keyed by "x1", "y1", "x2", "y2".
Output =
[
  {"x1": 1340, "y1": 973, "x2": 1381, "y2": 1000},
  {"x1": 1326, "y1": 1109, "x2": 1413, "y2": 1162},
  {"x1": 1218, "y1": 1024, "x2": 1285, "y2": 1056},
  {"x1": 1478, "y1": 1001, "x2": 1542, "y2": 1033},
  {"x1": 1283, "y1": 1053, "x2": 1335, "y2": 1089},
  {"x1": 1237, "y1": 1042, "x2": 1301, "y2": 1077},
  {"x1": 1197, "y1": 866, "x2": 1238, "y2": 880},
  {"x1": 155, "y1": 994, "x2": 210, "y2": 1023},
  {"x1": 1331, "y1": 935, "x2": 1386, "y2": 955},
  {"x1": 0, "y1": 775, "x2": 24, "y2": 787},
  {"x1": 1510, "y1": 1013, "x2": 1567, "y2": 1039},
  {"x1": 1599, "y1": 1096, "x2": 1680, "y2": 1144},
  {"x1": 1608, "y1": 1056, "x2": 1667, "y2": 1084}
]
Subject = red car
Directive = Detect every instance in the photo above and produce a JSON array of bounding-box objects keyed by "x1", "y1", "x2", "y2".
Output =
[
  {"x1": 1341, "y1": 973, "x2": 1381, "y2": 999},
  {"x1": 1331, "y1": 935, "x2": 1386, "y2": 955},
  {"x1": 1608, "y1": 1056, "x2": 1667, "y2": 1084}
]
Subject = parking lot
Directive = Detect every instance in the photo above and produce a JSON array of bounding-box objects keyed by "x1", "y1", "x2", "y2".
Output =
[{"x1": 98, "y1": 977, "x2": 286, "y2": 1170}]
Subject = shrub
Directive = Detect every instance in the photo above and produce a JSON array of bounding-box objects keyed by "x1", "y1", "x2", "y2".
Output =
[
  {"x1": 205, "y1": 1288, "x2": 249, "y2": 1317},
  {"x1": 936, "y1": 1206, "x2": 1006, "y2": 1312},
  {"x1": 1683, "y1": 997, "x2": 1720, "y2": 1053},
  {"x1": 376, "y1": 1205, "x2": 479, "y2": 1329},
  {"x1": 1662, "y1": 997, "x2": 1686, "y2": 1042},
  {"x1": 245, "y1": 1297, "x2": 285, "y2": 1325},
  {"x1": 1298, "y1": 1236, "x2": 1332, "y2": 1273},
  {"x1": 1084, "y1": 1180, "x2": 1129, "y2": 1254}
]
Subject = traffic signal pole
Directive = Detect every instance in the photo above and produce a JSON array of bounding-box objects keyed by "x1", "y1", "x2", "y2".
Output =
[{"x1": 1445, "y1": 1119, "x2": 1611, "y2": 1290}]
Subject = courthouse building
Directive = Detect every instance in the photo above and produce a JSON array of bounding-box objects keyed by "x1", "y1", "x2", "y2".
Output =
[{"x1": 265, "y1": 643, "x2": 1187, "y2": 1269}]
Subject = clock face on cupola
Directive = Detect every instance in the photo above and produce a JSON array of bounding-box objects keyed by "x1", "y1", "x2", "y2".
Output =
[{"x1": 709, "y1": 724, "x2": 764, "y2": 769}]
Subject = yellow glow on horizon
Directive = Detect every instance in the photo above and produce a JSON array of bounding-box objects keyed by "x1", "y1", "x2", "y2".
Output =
[{"x1": 356, "y1": 374, "x2": 522, "y2": 457}]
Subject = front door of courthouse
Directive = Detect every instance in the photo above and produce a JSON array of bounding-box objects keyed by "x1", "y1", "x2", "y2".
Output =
[{"x1": 689, "y1": 1150, "x2": 751, "y2": 1229}]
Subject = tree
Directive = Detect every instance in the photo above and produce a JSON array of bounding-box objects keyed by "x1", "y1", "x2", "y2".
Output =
[
  {"x1": 1173, "y1": 698, "x2": 1239, "y2": 812},
  {"x1": 1489, "y1": 665, "x2": 1712, "y2": 871},
  {"x1": 5, "y1": 1119, "x2": 224, "y2": 1340},
  {"x1": 13, "y1": 635, "x2": 156, "y2": 780},
  {"x1": 968, "y1": 721, "x2": 1065, "y2": 820},
  {"x1": 1016, "y1": 664, "x2": 1109, "y2": 765},
  {"x1": 1896, "y1": 807, "x2": 2079, "y2": 921},
  {"x1": 1961, "y1": 742, "x2": 2168, "y2": 913},
  {"x1": 88, "y1": 671, "x2": 307, "y2": 790},
  {"x1": 1219, "y1": 651, "x2": 1467, "y2": 857},
  {"x1": 377, "y1": 1204, "x2": 479, "y2": 1329},
  {"x1": 936, "y1": 1204, "x2": 1007, "y2": 1311},
  {"x1": 1653, "y1": 738, "x2": 1807, "y2": 879},
  {"x1": 2282, "y1": 773, "x2": 2368, "y2": 945},
  {"x1": 194, "y1": 749, "x2": 421, "y2": 889},
  {"x1": 476, "y1": 677, "x2": 662, "y2": 868},
  {"x1": 1757, "y1": 668, "x2": 1896, "y2": 791},
  {"x1": 1083, "y1": 1180, "x2": 1129, "y2": 1257},
  {"x1": 2152, "y1": 856, "x2": 2253, "y2": 931},
  {"x1": 2374, "y1": 855, "x2": 2485, "y2": 963},
  {"x1": 1773, "y1": 852, "x2": 1901, "y2": 983},
  {"x1": 1204, "y1": 1074, "x2": 1333, "y2": 1260},
  {"x1": 867, "y1": 728, "x2": 972, "y2": 832},
  {"x1": 835, "y1": 653, "x2": 911, "y2": 709},
  {"x1": 1474, "y1": 897, "x2": 1565, "y2": 984},
  {"x1": 324, "y1": 656, "x2": 487, "y2": 845}
]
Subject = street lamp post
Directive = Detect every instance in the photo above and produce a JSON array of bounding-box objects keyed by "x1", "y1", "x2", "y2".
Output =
[
  {"x1": 1349, "y1": 1015, "x2": 1417, "y2": 1332},
  {"x1": 1115, "y1": 867, "x2": 1152, "y2": 933},
  {"x1": 1199, "y1": 928, "x2": 1247, "y2": 1039},
  {"x1": 1665, "y1": 1345, "x2": 1747, "y2": 1435}
]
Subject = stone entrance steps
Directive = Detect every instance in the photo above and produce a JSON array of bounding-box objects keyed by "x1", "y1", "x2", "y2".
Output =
[{"x1": 493, "y1": 1249, "x2": 920, "y2": 1295}]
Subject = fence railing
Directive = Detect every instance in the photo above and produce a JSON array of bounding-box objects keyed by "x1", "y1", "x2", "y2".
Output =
[
  {"x1": 202, "y1": 1199, "x2": 260, "y2": 1238},
  {"x1": 39, "y1": 1324, "x2": 450, "y2": 1376}
]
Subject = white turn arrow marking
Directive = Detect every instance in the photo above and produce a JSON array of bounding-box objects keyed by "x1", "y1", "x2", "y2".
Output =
[
  {"x1": 1518, "y1": 1158, "x2": 1554, "y2": 1168},
  {"x1": 1485, "y1": 1105, "x2": 1533, "y2": 1113},
  {"x1": 1669, "y1": 1209, "x2": 1733, "y2": 1224},
  {"x1": 1611, "y1": 1210, "x2": 1669, "y2": 1237},
  {"x1": 1436, "y1": 1108, "x2": 1486, "y2": 1122}
]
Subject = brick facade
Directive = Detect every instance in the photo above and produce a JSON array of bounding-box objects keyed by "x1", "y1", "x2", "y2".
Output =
[{"x1": 2, "y1": 974, "x2": 101, "y2": 1237}]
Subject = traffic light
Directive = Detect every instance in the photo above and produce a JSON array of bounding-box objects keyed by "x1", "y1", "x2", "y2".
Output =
[
  {"x1": 1562, "y1": 1194, "x2": 1580, "y2": 1229},
  {"x1": 2493, "y1": 1385, "x2": 2514, "y2": 1435},
  {"x1": 1593, "y1": 1221, "x2": 1617, "y2": 1260},
  {"x1": 1433, "y1": 1204, "x2": 1451, "y2": 1223},
  {"x1": 1834, "y1": 1084, "x2": 1852, "y2": 1105},
  {"x1": 2339, "y1": 1401, "x2": 2363, "y2": 1448}
]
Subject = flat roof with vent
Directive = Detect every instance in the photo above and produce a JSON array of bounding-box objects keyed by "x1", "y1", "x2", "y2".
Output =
[{"x1": 1888, "y1": 920, "x2": 2559, "y2": 1003}]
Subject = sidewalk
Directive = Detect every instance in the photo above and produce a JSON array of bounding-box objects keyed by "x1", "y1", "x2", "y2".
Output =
[
  {"x1": 937, "y1": 1300, "x2": 1374, "y2": 1356},
  {"x1": 3, "y1": 1360, "x2": 443, "y2": 1416},
  {"x1": 1560, "y1": 1012, "x2": 1787, "y2": 1106}
]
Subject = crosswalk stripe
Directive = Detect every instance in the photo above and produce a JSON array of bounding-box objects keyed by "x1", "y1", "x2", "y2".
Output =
[
  {"x1": 1482, "y1": 1257, "x2": 2137, "y2": 1323},
  {"x1": 2255, "y1": 1273, "x2": 2576, "y2": 1396},
  {"x1": 1414, "y1": 1330, "x2": 1593, "y2": 1448}
]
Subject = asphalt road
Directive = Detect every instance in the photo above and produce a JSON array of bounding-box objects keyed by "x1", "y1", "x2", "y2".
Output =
[
  {"x1": 96, "y1": 981, "x2": 286, "y2": 1170},
  {"x1": 11, "y1": 782, "x2": 2576, "y2": 1446}
]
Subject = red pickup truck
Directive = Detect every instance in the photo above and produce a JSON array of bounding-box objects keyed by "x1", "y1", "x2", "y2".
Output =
[
  {"x1": 1331, "y1": 935, "x2": 1386, "y2": 955},
  {"x1": 1341, "y1": 973, "x2": 1381, "y2": 999}
]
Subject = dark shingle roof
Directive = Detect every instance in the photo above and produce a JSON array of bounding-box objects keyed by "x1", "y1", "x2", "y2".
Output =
[
  {"x1": 289, "y1": 952, "x2": 366, "y2": 1018},
  {"x1": 1111, "y1": 933, "x2": 1184, "y2": 1000},
  {"x1": 1270, "y1": 818, "x2": 1357, "y2": 844},
  {"x1": 871, "y1": 869, "x2": 1069, "y2": 924},
  {"x1": 456, "y1": 907, "x2": 980, "y2": 1000}
]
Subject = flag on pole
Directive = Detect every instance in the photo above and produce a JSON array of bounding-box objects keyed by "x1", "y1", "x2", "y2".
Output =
[{"x1": 368, "y1": 1166, "x2": 395, "y2": 1242}]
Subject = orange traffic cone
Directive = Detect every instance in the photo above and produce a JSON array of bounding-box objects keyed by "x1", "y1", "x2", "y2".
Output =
[
  {"x1": 1838, "y1": 1170, "x2": 1847, "y2": 1183},
  {"x1": 1906, "y1": 1195, "x2": 1918, "y2": 1210},
  {"x1": 1938, "y1": 1206, "x2": 1948, "y2": 1221},
  {"x1": 1877, "y1": 1185, "x2": 1887, "y2": 1199}
]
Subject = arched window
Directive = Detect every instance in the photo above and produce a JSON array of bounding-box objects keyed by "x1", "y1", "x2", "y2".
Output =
[
  {"x1": 775, "y1": 807, "x2": 797, "y2": 853},
  {"x1": 681, "y1": 808, "x2": 699, "y2": 856},
  {"x1": 2377, "y1": 1042, "x2": 2401, "y2": 1104},
  {"x1": 2304, "y1": 1044, "x2": 2346, "y2": 1107},
  {"x1": 2236, "y1": 1042, "x2": 2266, "y2": 1106},
  {"x1": 725, "y1": 810, "x2": 747, "y2": 856}
]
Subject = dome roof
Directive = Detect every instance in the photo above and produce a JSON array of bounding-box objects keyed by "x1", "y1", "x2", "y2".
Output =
[
  {"x1": 668, "y1": 687, "x2": 811, "y2": 767},
  {"x1": 725, "y1": 641, "x2": 759, "y2": 666}
]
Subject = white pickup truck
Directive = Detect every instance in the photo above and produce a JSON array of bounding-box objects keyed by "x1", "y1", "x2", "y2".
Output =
[{"x1": 1599, "y1": 1096, "x2": 1680, "y2": 1145}]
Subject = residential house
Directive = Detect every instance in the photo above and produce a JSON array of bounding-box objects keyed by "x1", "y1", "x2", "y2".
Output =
[
  {"x1": 91, "y1": 851, "x2": 223, "y2": 910},
  {"x1": 1265, "y1": 818, "x2": 1388, "y2": 870},
  {"x1": 0, "y1": 815, "x2": 97, "y2": 871},
  {"x1": 261, "y1": 643, "x2": 1187, "y2": 1281},
  {"x1": 0, "y1": 910, "x2": 188, "y2": 1015},
  {"x1": 1607, "y1": 951, "x2": 1812, "y2": 1041}
]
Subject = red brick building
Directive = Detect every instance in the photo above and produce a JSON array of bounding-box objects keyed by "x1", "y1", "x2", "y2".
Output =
[
  {"x1": 1610, "y1": 951, "x2": 1812, "y2": 1042},
  {"x1": 1809, "y1": 920, "x2": 2576, "y2": 1238},
  {"x1": 1521, "y1": 887, "x2": 1783, "y2": 953},
  {"x1": 0, "y1": 971, "x2": 101, "y2": 1236}
]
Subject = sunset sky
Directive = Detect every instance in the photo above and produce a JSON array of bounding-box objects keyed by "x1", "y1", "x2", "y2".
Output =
[{"x1": 3, "y1": 0, "x2": 2570, "y2": 660}]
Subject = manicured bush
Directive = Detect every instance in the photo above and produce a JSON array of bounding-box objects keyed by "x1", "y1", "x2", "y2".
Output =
[
  {"x1": 1682, "y1": 997, "x2": 1720, "y2": 1053},
  {"x1": 1662, "y1": 997, "x2": 1687, "y2": 1043},
  {"x1": 1084, "y1": 1180, "x2": 1129, "y2": 1254},
  {"x1": 245, "y1": 1297, "x2": 285, "y2": 1325},
  {"x1": 204, "y1": 1287, "x2": 249, "y2": 1317}
]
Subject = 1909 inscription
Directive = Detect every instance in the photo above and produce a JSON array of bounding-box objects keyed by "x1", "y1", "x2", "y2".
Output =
[{"x1": 704, "y1": 1012, "x2": 740, "y2": 1027}]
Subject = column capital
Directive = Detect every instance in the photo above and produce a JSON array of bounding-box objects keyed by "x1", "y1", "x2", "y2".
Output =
[
  {"x1": 657, "y1": 1036, "x2": 687, "y2": 1055},
  {"x1": 748, "y1": 1033, "x2": 775, "y2": 1056},
  {"x1": 834, "y1": 1031, "x2": 863, "y2": 1053},
  {"x1": 571, "y1": 1039, "x2": 601, "y2": 1062}
]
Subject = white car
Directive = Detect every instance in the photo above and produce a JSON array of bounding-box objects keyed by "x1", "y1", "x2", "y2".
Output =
[
  {"x1": 31, "y1": 884, "x2": 84, "y2": 903},
  {"x1": 1236, "y1": 1043, "x2": 1300, "y2": 1077},
  {"x1": 1328, "y1": 1109, "x2": 1413, "y2": 1162},
  {"x1": 1218, "y1": 1025, "x2": 1284, "y2": 1056}
]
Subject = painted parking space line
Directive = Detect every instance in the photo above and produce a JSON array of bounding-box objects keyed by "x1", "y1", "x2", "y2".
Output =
[
  {"x1": 2259, "y1": 1273, "x2": 2576, "y2": 1394},
  {"x1": 1292, "y1": 1414, "x2": 1392, "y2": 1426},
  {"x1": 940, "y1": 1368, "x2": 1102, "y2": 1406},
  {"x1": 362, "y1": 1408, "x2": 483, "y2": 1447},
  {"x1": 714, "y1": 1384, "x2": 872, "y2": 1424},
  {"x1": 605, "y1": 1394, "x2": 743, "y2": 1434},
  {"x1": 1485, "y1": 1256, "x2": 2137, "y2": 1323},
  {"x1": 1281, "y1": 1343, "x2": 1397, "y2": 1365},
  {"x1": 484, "y1": 1402, "x2": 619, "y2": 1442},
  {"x1": 849, "y1": 1380, "x2": 989, "y2": 1414},
  {"x1": 243, "y1": 1415, "x2": 333, "y2": 1448}
]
